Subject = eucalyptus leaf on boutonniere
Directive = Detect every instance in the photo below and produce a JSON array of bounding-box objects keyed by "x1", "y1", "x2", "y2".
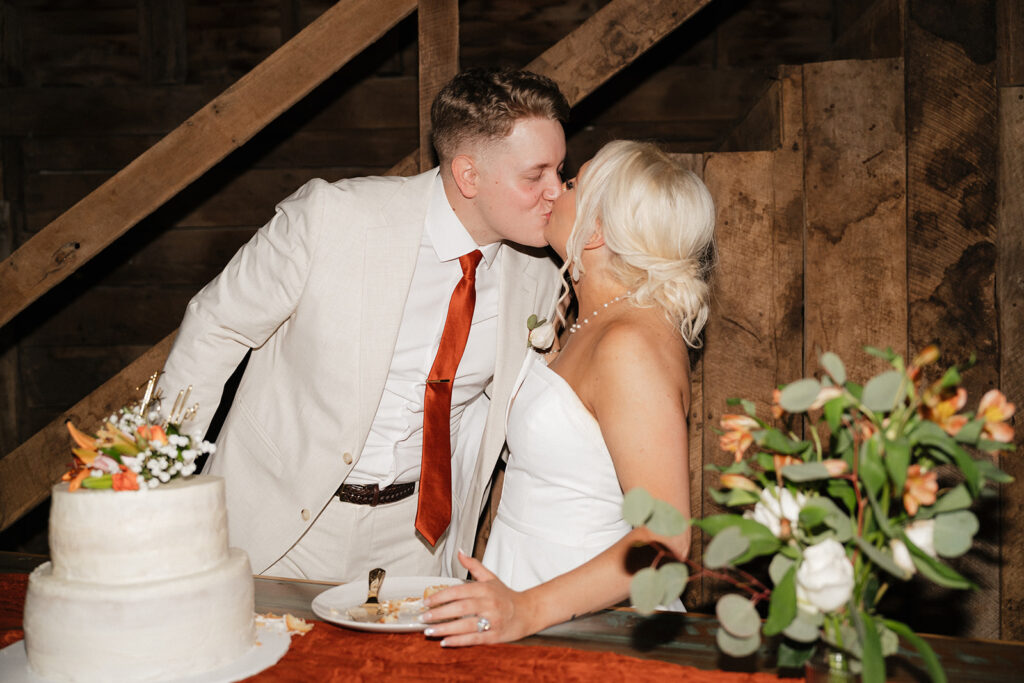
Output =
[
  {"x1": 526, "y1": 313, "x2": 556, "y2": 351},
  {"x1": 623, "y1": 346, "x2": 1016, "y2": 682}
]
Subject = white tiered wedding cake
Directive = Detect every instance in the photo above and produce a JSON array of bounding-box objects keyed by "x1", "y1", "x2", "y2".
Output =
[{"x1": 23, "y1": 476, "x2": 255, "y2": 682}]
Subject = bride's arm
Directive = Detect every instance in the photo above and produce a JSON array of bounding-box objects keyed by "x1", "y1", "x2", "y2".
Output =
[{"x1": 421, "y1": 324, "x2": 692, "y2": 646}]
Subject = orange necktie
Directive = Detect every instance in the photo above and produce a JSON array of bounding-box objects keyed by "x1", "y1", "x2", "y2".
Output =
[{"x1": 416, "y1": 250, "x2": 483, "y2": 546}]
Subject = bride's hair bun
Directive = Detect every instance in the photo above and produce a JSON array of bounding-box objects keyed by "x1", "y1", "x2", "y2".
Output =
[{"x1": 562, "y1": 140, "x2": 716, "y2": 347}]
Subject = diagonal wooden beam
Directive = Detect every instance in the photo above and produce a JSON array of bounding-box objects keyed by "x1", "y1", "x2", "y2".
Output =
[
  {"x1": 0, "y1": 0, "x2": 711, "y2": 532},
  {"x1": 0, "y1": 0, "x2": 417, "y2": 329}
]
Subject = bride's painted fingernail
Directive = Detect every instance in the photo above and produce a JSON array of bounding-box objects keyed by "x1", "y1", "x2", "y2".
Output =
[
  {"x1": 424, "y1": 627, "x2": 435, "y2": 636},
  {"x1": 458, "y1": 548, "x2": 468, "y2": 557},
  {"x1": 440, "y1": 639, "x2": 449, "y2": 647},
  {"x1": 418, "y1": 613, "x2": 430, "y2": 622}
]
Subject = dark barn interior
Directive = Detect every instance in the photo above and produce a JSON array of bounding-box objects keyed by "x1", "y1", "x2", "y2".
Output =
[{"x1": 1, "y1": 0, "x2": 1022, "y2": 647}]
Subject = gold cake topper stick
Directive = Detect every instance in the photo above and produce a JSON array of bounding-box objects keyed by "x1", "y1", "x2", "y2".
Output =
[{"x1": 137, "y1": 371, "x2": 162, "y2": 419}]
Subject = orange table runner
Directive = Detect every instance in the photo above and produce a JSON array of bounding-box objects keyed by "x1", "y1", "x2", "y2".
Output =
[{"x1": 2, "y1": 573, "x2": 788, "y2": 682}]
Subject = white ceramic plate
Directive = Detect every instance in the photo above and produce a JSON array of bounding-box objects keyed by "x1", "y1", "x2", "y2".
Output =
[{"x1": 312, "y1": 575, "x2": 464, "y2": 633}]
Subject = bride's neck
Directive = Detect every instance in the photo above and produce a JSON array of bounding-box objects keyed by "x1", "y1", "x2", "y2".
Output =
[{"x1": 574, "y1": 273, "x2": 631, "y2": 315}]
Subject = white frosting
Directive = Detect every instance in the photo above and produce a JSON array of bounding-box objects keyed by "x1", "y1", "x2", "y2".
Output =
[
  {"x1": 48, "y1": 477, "x2": 229, "y2": 584},
  {"x1": 24, "y1": 476, "x2": 256, "y2": 682}
]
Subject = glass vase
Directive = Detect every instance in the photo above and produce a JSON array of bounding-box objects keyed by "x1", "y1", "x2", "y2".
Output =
[{"x1": 804, "y1": 647, "x2": 859, "y2": 683}]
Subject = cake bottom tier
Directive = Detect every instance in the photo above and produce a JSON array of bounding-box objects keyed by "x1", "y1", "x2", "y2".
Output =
[{"x1": 24, "y1": 548, "x2": 255, "y2": 683}]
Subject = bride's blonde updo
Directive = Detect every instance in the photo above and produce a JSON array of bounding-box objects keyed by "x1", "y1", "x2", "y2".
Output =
[{"x1": 562, "y1": 140, "x2": 716, "y2": 348}]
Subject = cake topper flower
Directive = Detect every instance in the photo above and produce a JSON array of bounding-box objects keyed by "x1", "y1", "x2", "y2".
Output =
[{"x1": 62, "y1": 372, "x2": 215, "y2": 491}]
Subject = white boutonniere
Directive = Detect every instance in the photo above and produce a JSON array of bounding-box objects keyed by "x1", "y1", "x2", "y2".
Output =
[{"x1": 526, "y1": 314, "x2": 556, "y2": 351}]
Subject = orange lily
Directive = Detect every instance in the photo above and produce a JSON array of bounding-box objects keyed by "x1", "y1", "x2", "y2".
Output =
[
  {"x1": 922, "y1": 387, "x2": 968, "y2": 436},
  {"x1": 903, "y1": 464, "x2": 938, "y2": 516},
  {"x1": 773, "y1": 455, "x2": 801, "y2": 485},
  {"x1": 977, "y1": 389, "x2": 1015, "y2": 443},
  {"x1": 720, "y1": 473, "x2": 760, "y2": 492},
  {"x1": 136, "y1": 424, "x2": 168, "y2": 446},
  {"x1": 720, "y1": 414, "x2": 758, "y2": 462},
  {"x1": 771, "y1": 389, "x2": 785, "y2": 420},
  {"x1": 112, "y1": 468, "x2": 140, "y2": 491},
  {"x1": 66, "y1": 421, "x2": 97, "y2": 450},
  {"x1": 67, "y1": 468, "x2": 90, "y2": 493}
]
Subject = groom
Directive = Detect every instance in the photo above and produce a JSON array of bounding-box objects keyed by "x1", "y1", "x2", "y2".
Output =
[{"x1": 157, "y1": 68, "x2": 567, "y2": 582}]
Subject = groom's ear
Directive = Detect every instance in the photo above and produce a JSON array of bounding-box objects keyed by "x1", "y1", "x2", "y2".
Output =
[{"x1": 451, "y1": 155, "x2": 479, "y2": 199}]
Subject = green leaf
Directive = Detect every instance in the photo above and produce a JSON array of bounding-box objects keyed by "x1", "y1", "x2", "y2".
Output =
[
  {"x1": 820, "y1": 351, "x2": 847, "y2": 385},
  {"x1": 854, "y1": 535, "x2": 911, "y2": 580},
  {"x1": 776, "y1": 640, "x2": 816, "y2": 669},
  {"x1": 946, "y1": 442, "x2": 981, "y2": 497},
  {"x1": 907, "y1": 544, "x2": 975, "y2": 589},
  {"x1": 717, "y1": 593, "x2": 761, "y2": 638},
  {"x1": 827, "y1": 479, "x2": 857, "y2": 515},
  {"x1": 783, "y1": 610, "x2": 823, "y2": 643},
  {"x1": 862, "y1": 370, "x2": 905, "y2": 412},
  {"x1": 80, "y1": 475, "x2": 113, "y2": 489},
  {"x1": 764, "y1": 566, "x2": 797, "y2": 636},
  {"x1": 824, "y1": 396, "x2": 846, "y2": 434},
  {"x1": 881, "y1": 618, "x2": 947, "y2": 683},
  {"x1": 622, "y1": 488, "x2": 655, "y2": 527},
  {"x1": 802, "y1": 497, "x2": 854, "y2": 542},
  {"x1": 740, "y1": 399, "x2": 757, "y2": 417},
  {"x1": 976, "y1": 439, "x2": 1017, "y2": 453},
  {"x1": 883, "y1": 437, "x2": 910, "y2": 496},
  {"x1": 705, "y1": 526, "x2": 750, "y2": 569},
  {"x1": 932, "y1": 510, "x2": 979, "y2": 558},
  {"x1": 526, "y1": 314, "x2": 539, "y2": 329},
  {"x1": 859, "y1": 436, "x2": 888, "y2": 499},
  {"x1": 915, "y1": 484, "x2": 972, "y2": 520},
  {"x1": 757, "y1": 429, "x2": 812, "y2": 455},
  {"x1": 629, "y1": 567, "x2": 663, "y2": 615},
  {"x1": 864, "y1": 345, "x2": 899, "y2": 362},
  {"x1": 769, "y1": 553, "x2": 796, "y2": 585},
  {"x1": 779, "y1": 378, "x2": 821, "y2": 413},
  {"x1": 976, "y1": 458, "x2": 1015, "y2": 484},
  {"x1": 781, "y1": 462, "x2": 831, "y2": 482},
  {"x1": 646, "y1": 499, "x2": 690, "y2": 536},
  {"x1": 658, "y1": 563, "x2": 689, "y2": 605},
  {"x1": 709, "y1": 487, "x2": 762, "y2": 507},
  {"x1": 939, "y1": 365, "x2": 961, "y2": 389},
  {"x1": 851, "y1": 609, "x2": 885, "y2": 683},
  {"x1": 953, "y1": 418, "x2": 984, "y2": 444},
  {"x1": 715, "y1": 627, "x2": 761, "y2": 658}
]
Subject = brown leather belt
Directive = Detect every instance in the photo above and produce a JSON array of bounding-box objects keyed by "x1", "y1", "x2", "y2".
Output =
[{"x1": 336, "y1": 482, "x2": 416, "y2": 506}]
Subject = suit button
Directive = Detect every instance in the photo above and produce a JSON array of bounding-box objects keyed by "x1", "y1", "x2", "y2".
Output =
[
  {"x1": 343, "y1": 452, "x2": 353, "y2": 465},
  {"x1": 301, "y1": 509, "x2": 311, "y2": 521}
]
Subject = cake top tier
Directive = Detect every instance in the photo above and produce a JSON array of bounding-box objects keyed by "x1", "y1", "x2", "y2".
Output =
[{"x1": 49, "y1": 475, "x2": 232, "y2": 585}]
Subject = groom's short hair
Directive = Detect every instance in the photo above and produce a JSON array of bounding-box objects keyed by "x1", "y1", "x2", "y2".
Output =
[{"x1": 431, "y1": 67, "x2": 569, "y2": 164}]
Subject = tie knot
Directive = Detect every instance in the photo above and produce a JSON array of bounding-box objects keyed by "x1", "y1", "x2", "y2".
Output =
[{"x1": 459, "y1": 250, "x2": 482, "y2": 277}]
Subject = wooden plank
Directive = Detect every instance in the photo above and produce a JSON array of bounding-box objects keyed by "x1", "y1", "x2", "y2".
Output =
[
  {"x1": 713, "y1": 0, "x2": 833, "y2": 68},
  {"x1": 526, "y1": 0, "x2": 711, "y2": 107},
  {"x1": 803, "y1": 59, "x2": 907, "y2": 380},
  {"x1": 0, "y1": 333, "x2": 176, "y2": 532},
  {"x1": 830, "y1": 0, "x2": 904, "y2": 61},
  {"x1": 139, "y1": 0, "x2": 187, "y2": 85},
  {"x1": 905, "y1": 3, "x2": 1000, "y2": 639},
  {"x1": 417, "y1": 0, "x2": 459, "y2": 171},
  {"x1": 998, "y1": 0, "x2": 1024, "y2": 86},
  {"x1": 700, "y1": 150, "x2": 778, "y2": 609},
  {"x1": 997, "y1": 86, "x2": 1024, "y2": 640},
  {"x1": 718, "y1": 79, "x2": 781, "y2": 153},
  {"x1": 1, "y1": 78, "x2": 418, "y2": 136},
  {"x1": 0, "y1": 139, "x2": 18, "y2": 455},
  {"x1": 20, "y1": 344, "x2": 153, "y2": 410},
  {"x1": 0, "y1": 0, "x2": 418, "y2": 328}
]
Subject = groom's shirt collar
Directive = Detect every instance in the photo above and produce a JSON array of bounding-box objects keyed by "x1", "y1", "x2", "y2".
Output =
[{"x1": 425, "y1": 172, "x2": 501, "y2": 268}]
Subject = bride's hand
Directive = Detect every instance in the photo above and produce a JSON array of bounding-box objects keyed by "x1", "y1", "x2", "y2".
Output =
[{"x1": 420, "y1": 550, "x2": 535, "y2": 647}]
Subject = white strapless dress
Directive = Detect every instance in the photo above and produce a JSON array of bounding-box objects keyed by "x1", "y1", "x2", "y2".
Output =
[{"x1": 483, "y1": 353, "x2": 632, "y2": 591}]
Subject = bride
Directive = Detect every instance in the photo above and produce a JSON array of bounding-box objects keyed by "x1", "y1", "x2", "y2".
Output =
[{"x1": 420, "y1": 140, "x2": 716, "y2": 645}]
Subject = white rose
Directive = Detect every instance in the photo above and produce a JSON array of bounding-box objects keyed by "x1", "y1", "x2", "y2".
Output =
[
  {"x1": 891, "y1": 518, "x2": 937, "y2": 576},
  {"x1": 528, "y1": 321, "x2": 557, "y2": 350},
  {"x1": 796, "y1": 539, "x2": 855, "y2": 613},
  {"x1": 747, "y1": 486, "x2": 806, "y2": 538}
]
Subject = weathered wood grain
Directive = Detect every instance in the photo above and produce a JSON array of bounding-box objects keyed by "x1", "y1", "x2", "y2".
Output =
[
  {"x1": 830, "y1": 0, "x2": 904, "y2": 60},
  {"x1": 803, "y1": 58, "x2": 907, "y2": 379},
  {"x1": 417, "y1": 0, "x2": 458, "y2": 172},
  {"x1": 997, "y1": 0, "x2": 1024, "y2": 86},
  {"x1": 0, "y1": 0, "x2": 419, "y2": 328},
  {"x1": 906, "y1": 3, "x2": 1000, "y2": 638},
  {"x1": 139, "y1": 0, "x2": 187, "y2": 84},
  {"x1": 700, "y1": 150, "x2": 778, "y2": 608},
  {"x1": 0, "y1": 333, "x2": 175, "y2": 532},
  {"x1": 997, "y1": 86, "x2": 1024, "y2": 640}
]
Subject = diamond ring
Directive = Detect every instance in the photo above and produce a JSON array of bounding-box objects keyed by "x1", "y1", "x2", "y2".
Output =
[{"x1": 476, "y1": 616, "x2": 491, "y2": 633}]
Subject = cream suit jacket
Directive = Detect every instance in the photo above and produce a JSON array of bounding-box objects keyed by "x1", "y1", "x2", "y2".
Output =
[{"x1": 159, "y1": 169, "x2": 562, "y2": 575}]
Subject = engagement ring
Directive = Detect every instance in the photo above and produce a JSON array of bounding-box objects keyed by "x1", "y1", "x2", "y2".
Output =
[{"x1": 476, "y1": 616, "x2": 491, "y2": 633}]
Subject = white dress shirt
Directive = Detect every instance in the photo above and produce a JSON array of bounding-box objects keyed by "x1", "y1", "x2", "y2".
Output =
[{"x1": 345, "y1": 172, "x2": 502, "y2": 487}]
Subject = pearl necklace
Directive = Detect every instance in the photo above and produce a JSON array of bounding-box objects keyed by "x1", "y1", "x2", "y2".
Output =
[{"x1": 569, "y1": 291, "x2": 632, "y2": 334}]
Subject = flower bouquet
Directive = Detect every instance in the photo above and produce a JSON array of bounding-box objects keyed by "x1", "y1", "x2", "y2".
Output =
[
  {"x1": 62, "y1": 373, "x2": 215, "y2": 492},
  {"x1": 624, "y1": 346, "x2": 1016, "y2": 682}
]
